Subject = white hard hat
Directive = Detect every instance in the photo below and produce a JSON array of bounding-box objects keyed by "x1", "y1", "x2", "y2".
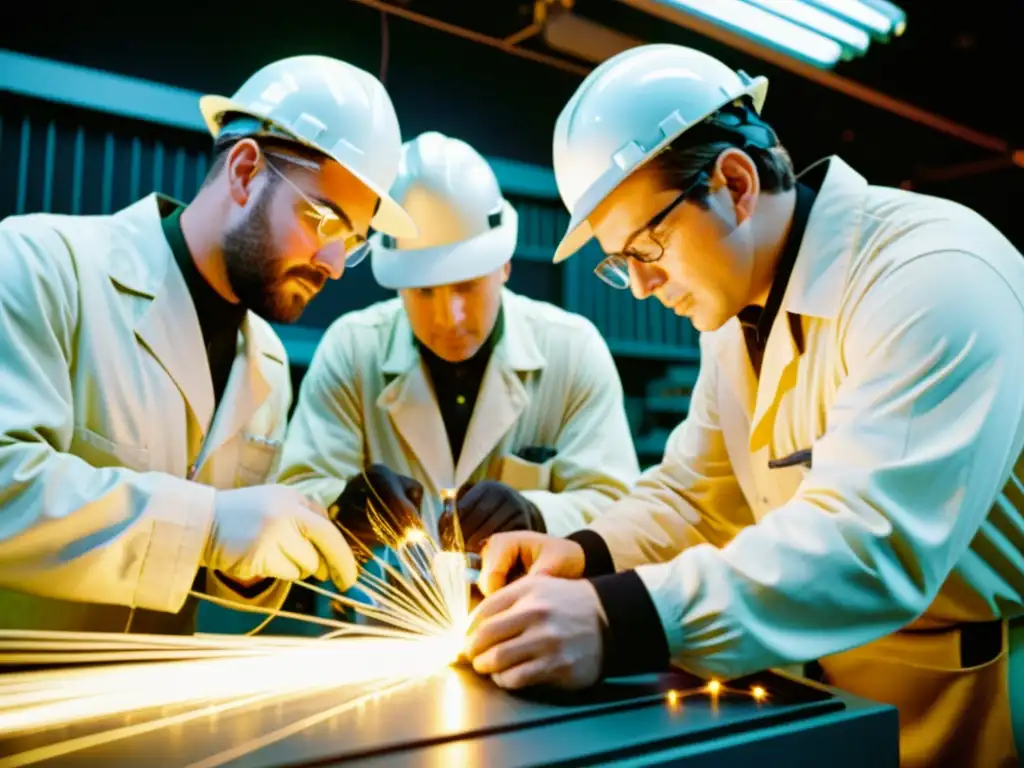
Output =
[
  {"x1": 199, "y1": 55, "x2": 417, "y2": 239},
  {"x1": 370, "y1": 132, "x2": 518, "y2": 290},
  {"x1": 552, "y1": 44, "x2": 769, "y2": 263}
]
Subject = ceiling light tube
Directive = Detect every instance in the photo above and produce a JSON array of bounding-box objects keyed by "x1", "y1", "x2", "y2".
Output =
[
  {"x1": 739, "y1": 0, "x2": 870, "y2": 59},
  {"x1": 858, "y1": 0, "x2": 907, "y2": 36},
  {"x1": 658, "y1": 0, "x2": 844, "y2": 68},
  {"x1": 798, "y1": 0, "x2": 894, "y2": 40}
]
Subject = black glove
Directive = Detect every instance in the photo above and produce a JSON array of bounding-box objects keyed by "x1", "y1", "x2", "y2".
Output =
[
  {"x1": 329, "y1": 464, "x2": 424, "y2": 542},
  {"x1": 439, "y1": 480, "x2": 546, "y2": 553}
]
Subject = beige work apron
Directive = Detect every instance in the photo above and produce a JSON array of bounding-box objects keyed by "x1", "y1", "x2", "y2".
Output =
[{"x1": 816, "y1": 620, "x2": 1020, "y2": 767}]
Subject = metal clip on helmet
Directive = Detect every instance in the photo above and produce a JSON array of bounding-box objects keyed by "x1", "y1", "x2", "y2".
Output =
[
  {"x1": 551, "y1": 44, "x2": 769, "y2": 263},
  {"x1": 198, "y1": 55, "x2": 417, "y2": 239},
  {"x1": 370, "y1": 132, "x2": 519, "y2": 290}
]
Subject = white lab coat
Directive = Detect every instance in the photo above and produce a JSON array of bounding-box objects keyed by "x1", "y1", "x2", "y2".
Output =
[
  {"x1": 276, "y1": 289, "x2": 639, "y2": 536},
  {"x1": 586, "y1": 157, "x2": 1024, "y2": 764},
  {"x1": 0, "y1": 194, "x2": 293, "y2": 634}
]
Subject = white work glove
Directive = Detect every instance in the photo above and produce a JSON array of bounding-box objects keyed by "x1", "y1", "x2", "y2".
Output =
[{"x1": 204, "y1": 485, "x2": 359, "y2": 590}]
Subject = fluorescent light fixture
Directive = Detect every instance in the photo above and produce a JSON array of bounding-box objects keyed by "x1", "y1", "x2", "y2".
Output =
[
  {"x1": 859, "y1": 0, "x2": 907, "y2": 36},
  {"x1": 543, "y1": 11, "x2": 644, "y2": 64},
  {"x1": 740, "y1": 0, "x2": 870, "y2": 59},
  {"x1": 658, "y1": 0, "x2": 844, "y2": 68},
  {"x1": 799, "y1": 0, "x2": 895, "y2": 39}
]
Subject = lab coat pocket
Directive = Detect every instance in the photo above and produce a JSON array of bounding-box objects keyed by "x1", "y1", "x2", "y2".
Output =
[
  {"x1": 70, "y1": 426, "x2": 150, "y2": 471},
  {"x1": 235, "y1": 434, "x2": 281, "y2": 488},
  {"x1": 498, "y1": 453, "x2": 552, "y2": 491}
]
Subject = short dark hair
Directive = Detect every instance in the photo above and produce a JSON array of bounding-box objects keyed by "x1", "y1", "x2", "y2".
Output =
[{"x1": 645, "y1": 99, "x2": 795, "y2": 207}]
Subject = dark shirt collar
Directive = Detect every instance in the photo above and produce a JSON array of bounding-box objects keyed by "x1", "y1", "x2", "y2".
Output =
[
  {"x1": 737, "y1": 169, "x2": 823, "y2": 349},
  {"x1": 160, "y1": 206, "x2": 246, "y2": 348}
]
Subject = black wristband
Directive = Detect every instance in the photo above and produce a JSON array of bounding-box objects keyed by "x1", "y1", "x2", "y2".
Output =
[
  {"x1": 589, "y1": 570, "x2": 670, "y2": 679},
  {"x1": 567, "y1": 529, "x2": 615, "y2": 577}
]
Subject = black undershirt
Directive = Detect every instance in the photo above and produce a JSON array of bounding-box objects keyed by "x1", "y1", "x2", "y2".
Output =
[
  {"x1": 568, "y1": 170, "x2": 823, "y2": 679},
  {"x1": 737, "y1": 178, "x2": 818, "y2": 375},
  {"x1": 417, "y1": 308, "x2": 505, "y2": 466}
]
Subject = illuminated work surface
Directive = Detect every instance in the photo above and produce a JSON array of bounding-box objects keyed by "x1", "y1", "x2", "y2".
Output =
[{"x1": 1, "y1": 666, "x2": 898, "y2": 767}]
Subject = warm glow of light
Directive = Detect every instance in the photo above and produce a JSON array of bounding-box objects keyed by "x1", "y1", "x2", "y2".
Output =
[
  {"x1": 666, "y1": 690, "x2": 679, "y2": 706},
  {"x1": 402, "y1": 527, "x2": 428, "y2": 546},
  {"x1": 0, "y1": 635, "x2": 460, "y2": 739},
  {"x1": 0, "y1": 481, "x2": 478, "y2": 767},
  {"x1": 706, "y1": 680, "x2": 721, "y2": 695},
  {"x1": 752, "y1": 686, "x2": 766, "y2": 701}
]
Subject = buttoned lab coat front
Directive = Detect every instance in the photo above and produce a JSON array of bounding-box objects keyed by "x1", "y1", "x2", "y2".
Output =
[
  {"x1": 276, "y1": 289, "x2": 640, "y2": 538},
  {"x1": 0, "y1": 194, "x2": 293, "y2": 635},
  {"x1": 587, "y1": 157, "x2": 1024, "y2": 766}
]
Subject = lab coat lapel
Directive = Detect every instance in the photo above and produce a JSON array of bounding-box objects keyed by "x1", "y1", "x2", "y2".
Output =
[
  {"x1": 378, "y1": 315, "x2": 455, "y2": 489},
  {"x1": 707, "y1": 319, "x2": 757, "y2": 423},
  {"x1": 455, "y1": 293, "x2": 545, "y2": 485},
  {"x1": 749, "y1": 312, "x2": 801, "y2": 451},
  {"x1": 201, "y1": 315, "x2": 280, "y2": 466},
  {"x1": 748, "y1": 156, "x2": 867, "y2": 452},
  {"x1": 114, "y1": 195, "x2": 216, "y2": 434}
]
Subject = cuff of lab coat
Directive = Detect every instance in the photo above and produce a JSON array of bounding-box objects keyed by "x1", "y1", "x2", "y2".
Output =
[
  {"x1": 567, "y1": 529, "x2": 616, "y2": 578},
  {"x1": 589, "y1": 570, "x2": 670, "y2": 679},
  {"x1": 134, "y1": 477, "x2": 217, "y2": 613}
]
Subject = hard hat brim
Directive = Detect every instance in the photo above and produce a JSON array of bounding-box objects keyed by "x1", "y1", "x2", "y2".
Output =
[
  {"x1": 370, "y1": 201, "x2": 518, "y2": 290},
  {"x1": 552, "y1": 76, "x2": 768, "y2": 264},
  {"x1": 198, "y1": 95, "x2": 419, "y2": 240}
]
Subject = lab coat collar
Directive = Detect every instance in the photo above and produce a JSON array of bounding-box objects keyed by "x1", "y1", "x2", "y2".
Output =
[
  {"x1": 376, "y1": 289, "x2": 544, "y2": 489},
  {"x1": 782, "y1": 156, "x2": 867, "y2": 320},
  {"x1": 705, "y1": 156, "x2": 868, "y2": 443},
  {"x1": 495, "y1": 290, "x2": 547, "y2": 373},
  {"x1": 110, "y1": 193, "x2": 283, "y2": 440},
  {"x1": 198, "y1": 313, "x2": 282, "y2": 470},
  {"x1": 750, "y1": 156, "x2": 867, "y2": 445}
]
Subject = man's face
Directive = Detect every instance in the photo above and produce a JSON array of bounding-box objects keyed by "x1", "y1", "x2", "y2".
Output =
[
  {"x1": 221, "y1": 145, "x2": 379, "y2": 323},
  {"x1": 589, "y1": 149, "x2": 760, "y2": 333},
  {"x1": 401, "y1": 264, "x2": 510, "y2": 363}
]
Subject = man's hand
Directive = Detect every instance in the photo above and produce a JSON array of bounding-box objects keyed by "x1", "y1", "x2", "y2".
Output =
[
  {"x1": 330, "y1": 464, "x2": 424, "y2": 541},
  {"x1": 438, "y1": 481, "x2": 546, "y2": 553},
  {"x1": 477, "y1": 531, "x2": 586, "y2": 596},
  {"x1": 464, "y1": 575, "x2": 605, "y2": 690},
  {"x1": 206, "y1": 485, "x2": 359, "y2": 590}
]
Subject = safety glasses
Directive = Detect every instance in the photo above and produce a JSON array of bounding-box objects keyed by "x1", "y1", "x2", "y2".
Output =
[
  {"x1": 263, "y1": 152, "x2": 370, "y2": 267},
  {"x1": 593, "y1": 170, "x2": 709, "y2": 290}
]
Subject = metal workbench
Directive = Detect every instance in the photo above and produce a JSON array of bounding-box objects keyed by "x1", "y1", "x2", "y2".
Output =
[{"x1": 2, "y1": 663, "x2": 898, "y2": 767}]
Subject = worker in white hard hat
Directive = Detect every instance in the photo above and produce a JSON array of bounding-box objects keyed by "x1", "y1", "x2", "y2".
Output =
[
  {"x1": 465, "y1": 44, "x2": 1024, "y2": 766},
  {"x1": 275, "y1": 131, "x2": 639, "y2": 594},
  {"x1": 0, "y1": 55, "x2": 417, "y2": 635}
]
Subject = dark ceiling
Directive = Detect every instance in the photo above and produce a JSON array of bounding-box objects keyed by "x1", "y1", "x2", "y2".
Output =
[{"x1": 2, "y1": 1, "x2": 1021, "y2": 240}]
